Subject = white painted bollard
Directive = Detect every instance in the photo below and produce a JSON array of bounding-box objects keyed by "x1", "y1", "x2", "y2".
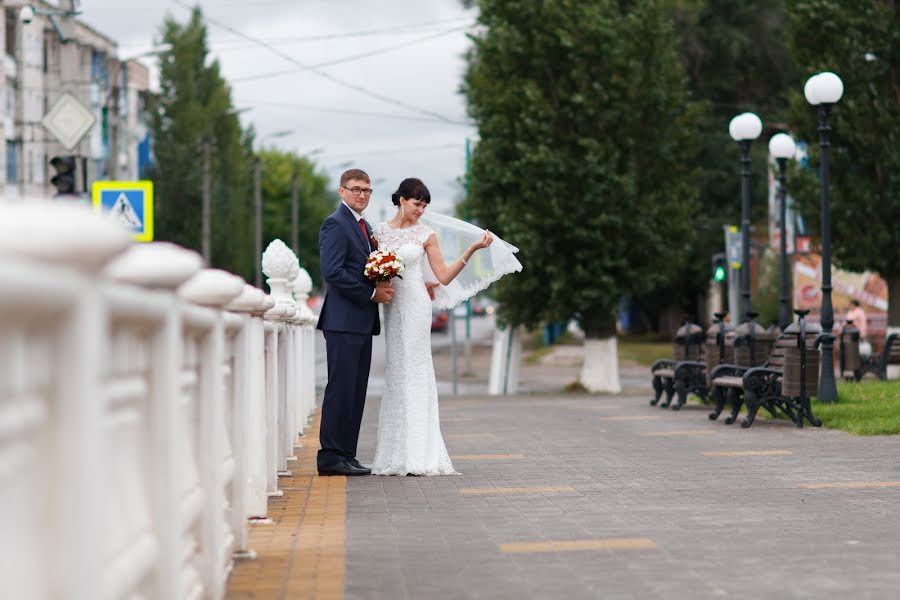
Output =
[{"x1": 488, "y1": 325, "x2": 523, "y2": 395}]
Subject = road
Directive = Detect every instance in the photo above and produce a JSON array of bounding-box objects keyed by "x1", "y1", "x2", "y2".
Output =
[{"x1": 314, "y1": 309, "x2": 498, "y2": 397}]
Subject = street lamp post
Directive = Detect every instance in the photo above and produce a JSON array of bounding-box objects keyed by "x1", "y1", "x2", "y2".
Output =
[
  {"x1": 728, "y1": 112, "x2": 763, "y2": 321},
  {"x1": 805, "y1": 71, "x2": 844, "y2": 404},
  {"x1": 254, "y1": 129, "x2": 294, "y2": 287},
  {"x1": 769, "y1": 133, "x2": 797, "y2": 331}
]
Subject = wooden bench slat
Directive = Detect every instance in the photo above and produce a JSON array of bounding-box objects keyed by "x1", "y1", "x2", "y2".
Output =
[{"x1": 712, "y1": 375, "x2": 744, "y2": 387}]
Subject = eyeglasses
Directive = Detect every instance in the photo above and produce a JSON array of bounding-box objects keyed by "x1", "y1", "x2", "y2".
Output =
[{"x1": 341, "y1": 186, "x2": 373, "y2": 197}]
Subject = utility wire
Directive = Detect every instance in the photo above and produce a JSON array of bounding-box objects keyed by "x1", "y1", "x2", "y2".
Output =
[
  {"x1": 117, "y1": 17, "x2": 472, "y2": 49},
  {"x1": 236, "y1": 98, "x2": 473, "y2": 126},
  {"x1": 170, "y1": 0, "x2": 467, "y2": 125},
  {"x1": 231, "y1": 24, "x2": 471, "y2": 83}
]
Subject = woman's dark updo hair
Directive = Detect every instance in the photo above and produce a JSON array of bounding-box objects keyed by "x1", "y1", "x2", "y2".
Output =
[{"x1": 391, "y1": 178, "x2": 431, "y2": 206}]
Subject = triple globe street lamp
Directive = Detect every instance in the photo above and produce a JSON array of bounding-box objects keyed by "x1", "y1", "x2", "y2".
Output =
[
  {"x1": 728, "y1": 111, "x2": 763, "y2": 322},
  {"x1": 804, "y1": 71, "x2": 844, "y2": 404}
]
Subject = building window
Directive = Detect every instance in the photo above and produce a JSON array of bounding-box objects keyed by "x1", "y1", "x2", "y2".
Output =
[
  {"x1": 5, "y1": 8, "x2": 16, "y2": 57},
  {"x1": 6, "y1": 140, "x2": 19, "y2": 183}
]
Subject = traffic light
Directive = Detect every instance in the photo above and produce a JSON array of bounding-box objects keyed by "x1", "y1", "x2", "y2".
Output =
[
  {"x1": 711, "y1": 252, "x2": 727, "y2": 282},
  {"x1": 50, "y1": 155, "x2": 77, "y2": 195}
]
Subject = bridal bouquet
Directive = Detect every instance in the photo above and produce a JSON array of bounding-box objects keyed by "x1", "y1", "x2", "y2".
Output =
[{"x1": 364, "y1": 249, "x2": 404, "y2": 284}]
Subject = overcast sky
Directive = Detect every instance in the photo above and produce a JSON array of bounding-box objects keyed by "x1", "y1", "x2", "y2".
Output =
[{"x1": 79, "y1": 0, "x2": 479, "y2": 218}]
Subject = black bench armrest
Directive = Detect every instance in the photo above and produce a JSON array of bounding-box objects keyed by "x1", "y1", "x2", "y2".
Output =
[
  {"x1": 710, "y1": 363, "x2": 748, "y2": 380},
  {"x1": 673, "y1": 360, "x2": 705, "y2": 377},
  {"x1": 651, "y1": 359, "x2": 676, "y2": 373},
  {"x1": 742, "y1": 366, "x2": 782, "y2": 393}
]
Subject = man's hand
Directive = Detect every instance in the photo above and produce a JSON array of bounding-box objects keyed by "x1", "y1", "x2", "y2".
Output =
[
  {"x1": 426, "y1": 282, "x2": 439, "y2": 301},
  {"x1": 372, "y1": 285, "x2": 394, "y2": 304}
]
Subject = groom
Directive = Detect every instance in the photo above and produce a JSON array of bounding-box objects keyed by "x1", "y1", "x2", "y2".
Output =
[{"x1": 316, "y1": 168, "x2": 393, "y2": 476}]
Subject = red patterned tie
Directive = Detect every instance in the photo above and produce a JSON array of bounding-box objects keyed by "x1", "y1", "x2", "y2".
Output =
[{"x1": 359, "y1": 218, "x2": 370, "y2": 250}]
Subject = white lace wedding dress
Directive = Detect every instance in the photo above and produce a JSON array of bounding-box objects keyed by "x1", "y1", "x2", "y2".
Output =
[{"x1": 370, "y1": 222, "x2": 457, "y2": 476}]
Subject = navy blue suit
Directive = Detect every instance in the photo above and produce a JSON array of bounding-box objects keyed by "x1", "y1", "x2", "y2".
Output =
[{"x1": 316, "y1": 203, "x2": 379, "y2": 468}]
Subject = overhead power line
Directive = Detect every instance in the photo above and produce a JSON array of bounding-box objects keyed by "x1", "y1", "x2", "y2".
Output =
[
  {"x1": 169, "y1": 0, "x2": 468, "y2": 125},
  {"x1": 236, "y1": 98, "x2": 473, "y2": 126},
  {"x1": 231, "y1": 24, "x2": 471, "y2": 83},
  {"x1": 117, "y1": 17, "x2": 473, "y2": 49}
]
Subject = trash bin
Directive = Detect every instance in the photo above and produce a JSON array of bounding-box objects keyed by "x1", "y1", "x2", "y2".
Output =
[
  {"x1": 733, "y1": 313, "x2": 774, "y2": 368},
  {"x1": 839, "y1": 321, "x2": 861, "y2": 375},
  {"x1": 704, "y1": 313, "x2": 734, "y2": 384},
  {"x1": 783, "y1": 320, "x2": 822, "y2": 398},
  {"x1": 673, "y1": 321, "x2": 704, "y2": 361}
]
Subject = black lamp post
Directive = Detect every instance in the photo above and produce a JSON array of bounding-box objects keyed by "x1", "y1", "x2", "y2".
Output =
[
  {"x1": 769, "y1": 133, "x2": 797, "y2": 331},
  {"x1": 805, "y1": 71, "x2": 844, "y2": 404},
  {"x1": 728, "y1": 112, "x2": 763, "y2": 321}
]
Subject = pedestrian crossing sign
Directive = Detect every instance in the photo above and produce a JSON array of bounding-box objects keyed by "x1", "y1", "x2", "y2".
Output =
[{"x1": 92, "y1": 180, "x2": 154, "y2": 241}]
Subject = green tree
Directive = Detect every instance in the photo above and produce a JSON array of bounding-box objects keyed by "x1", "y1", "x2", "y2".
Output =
[
  {"x1": 785, "y1": 0, "x2": 900, "y2": 326},
  {"x1": 645, "y1": 0, "x2": 798, "y2": 327},
  {"x1": 259, "y1": 148, "x2": 340, "y2": 289},
  {"x1": 150, "y1": 7, "x2": 255, "y2": 281},
  {"x1": 462, "y1": 0, "x2": 701, "y2": 390}
]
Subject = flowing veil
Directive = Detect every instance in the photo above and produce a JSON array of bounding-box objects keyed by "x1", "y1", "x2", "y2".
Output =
[{"x1": 419, "y1": 211, "x2": 523, "y2": 309}]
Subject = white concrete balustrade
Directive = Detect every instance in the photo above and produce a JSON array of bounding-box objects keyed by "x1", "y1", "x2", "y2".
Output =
[{"x1": 0, "y1": 201, "x2": 317, "y2": 600}]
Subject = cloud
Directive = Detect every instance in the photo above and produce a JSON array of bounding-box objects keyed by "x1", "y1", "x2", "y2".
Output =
[{"x1": 80, "y1": 0, "x2": 478, "y2": 216}]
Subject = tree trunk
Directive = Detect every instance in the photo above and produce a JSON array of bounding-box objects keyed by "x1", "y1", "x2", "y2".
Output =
[
  {"x1": 580, "y1": 311, "x2": 621, "y2": 393},
  {"x1": 888, "y1": 275, "x2": 900, "y2": 328},
  {"x1": 888, "y1": 275, "x2": 900, "y2": 380}
]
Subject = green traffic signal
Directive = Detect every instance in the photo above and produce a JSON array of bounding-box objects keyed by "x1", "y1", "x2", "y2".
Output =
[{"x1": 714, "y1": 265, "x2": 726, "y2": 282}]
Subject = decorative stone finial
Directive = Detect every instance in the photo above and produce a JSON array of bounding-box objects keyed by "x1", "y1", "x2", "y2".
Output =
[
  {"x1": 178, "y1": 268, "x2": 245, "y2": 307},
  {"x1": 227, "y1": 284, "x2": 268, "y2": 313},
  {"x1": 104, "y1": 242, "x2": 203, "y2": 289},
  {"x1": 261, "y1": 239, "x2": 299, "y2": 282},
  {"x1": 0, "y1": 200, "x2": 131, "y2": 271},
  {"x1": 291, "y1": 267, "x2": 316, "y2": 325}
]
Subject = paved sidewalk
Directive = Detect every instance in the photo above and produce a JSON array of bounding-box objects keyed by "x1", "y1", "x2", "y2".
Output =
[
  {"x1": 231, "y1": 341, "x2": 900, "y2": 599},
  {"x1": 345, "y1": 392, "x2": 900, "y2": 599}
]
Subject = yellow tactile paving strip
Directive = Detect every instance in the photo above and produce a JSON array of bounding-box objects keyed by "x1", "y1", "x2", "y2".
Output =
[
  {"x1": 226, "y1": 411, "x2": 345, "y2": 600},
  {"x1": 499, "y1": 538, "x2": 657, "y2": 554},
  {"x1": 801, "y1": 481, "x2": 900, "y2": 490},
  {"x1": 703, "y1": 450, "x2": 793, "y2": 457},
  {"x1": 460, "y1": 486, "x2": 576, "y2": 496}
]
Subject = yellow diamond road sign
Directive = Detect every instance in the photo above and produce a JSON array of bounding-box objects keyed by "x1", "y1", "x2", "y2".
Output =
[
  {"x1": 41, "y1": 93, "x2": 96, "y2": 150},
  {"x1": 93, "y1": 181, "x2": 154, "y2": 242}
]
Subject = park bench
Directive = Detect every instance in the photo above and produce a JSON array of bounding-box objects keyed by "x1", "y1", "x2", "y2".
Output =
[
  {"x1": 710, "y1": 311, "x2": 823, "y2": 428},
  {"x1": 862, "y1": 333, "x2": 900, "y2": 381},
  {"x1": 650, "y1": 320, "x2": 704, "y2": 409},
  {"x1": 707, "y1": 313, "x2": 776, "y2": 425}
]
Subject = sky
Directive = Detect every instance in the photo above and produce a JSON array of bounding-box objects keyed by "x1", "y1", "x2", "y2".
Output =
[{"x1": 78, "y1": 0, "x2": 479, "y2": 218}]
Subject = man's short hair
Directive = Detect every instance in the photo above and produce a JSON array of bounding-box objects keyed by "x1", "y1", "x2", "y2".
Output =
[{"x1": 340, "y1": 168, "x2": 370, "y2": 186}]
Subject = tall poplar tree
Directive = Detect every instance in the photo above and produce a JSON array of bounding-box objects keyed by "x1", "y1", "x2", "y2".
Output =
[
  {"x1": 463, "y1": 0, "x2": 701, "y2": 391},
  {"x1": 150, "y1": 7, "x2": 255, "y2": 280}
]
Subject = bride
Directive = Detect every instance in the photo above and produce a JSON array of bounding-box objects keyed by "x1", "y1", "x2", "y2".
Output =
[{"x1": 370, "y1": 177, "x2": 516, "y2": 476}]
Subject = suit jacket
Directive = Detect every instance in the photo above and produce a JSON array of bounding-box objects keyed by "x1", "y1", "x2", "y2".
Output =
[{"x1": 316, "y1": 203, "x2": 380, "y2": 335}]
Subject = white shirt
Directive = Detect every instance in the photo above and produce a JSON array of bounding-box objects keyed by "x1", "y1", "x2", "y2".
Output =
[{"x1": 342, "y1": 201, "x2": 364, "y2": 222}]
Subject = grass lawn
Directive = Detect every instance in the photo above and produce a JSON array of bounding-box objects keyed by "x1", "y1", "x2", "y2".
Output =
[
  {"x1": 617, "y1": 338, "x2": 673, "y2": 368},
  {"x1": 809, "y1": 380, "x2": 900, "y2": 436}
]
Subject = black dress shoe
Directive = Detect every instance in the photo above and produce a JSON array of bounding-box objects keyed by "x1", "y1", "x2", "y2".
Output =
[
  {"x1": 318, "y1": 460, "x2": 370, "y2": 476},
  {"x1": 347, "y1": 457, "x2": 372, "y2": 473}
]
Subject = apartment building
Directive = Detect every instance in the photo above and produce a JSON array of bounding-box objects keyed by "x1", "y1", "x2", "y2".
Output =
[{"x1": 1, "y1": 0, "x2": 151, "y2": 199}]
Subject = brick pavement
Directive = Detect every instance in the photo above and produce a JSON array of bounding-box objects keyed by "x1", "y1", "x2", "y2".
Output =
[
  {"x1": 345, "y1": 392, "x2": 900, "y2": 599},
  {"x1": 230, "y1": 344, "x2": 900, "y2": 599}
]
